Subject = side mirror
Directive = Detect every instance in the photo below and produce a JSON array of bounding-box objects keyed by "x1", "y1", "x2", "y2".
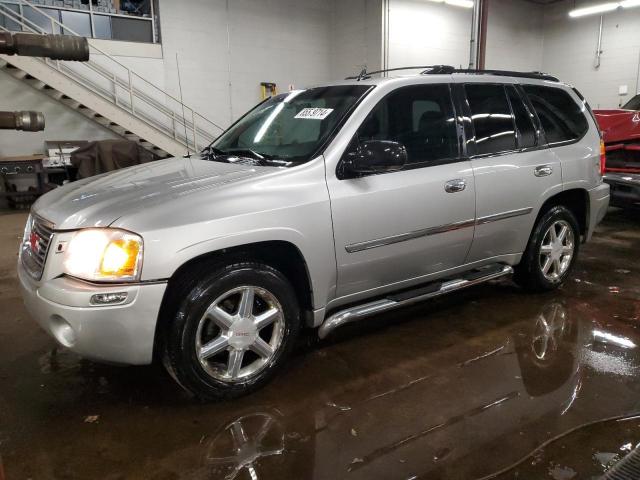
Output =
[{"x1": 343, "y1": 140, "x2": 407, "y2": 176}]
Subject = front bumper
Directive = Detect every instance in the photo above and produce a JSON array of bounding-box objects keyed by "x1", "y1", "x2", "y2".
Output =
[
  {"x1": 18, "y1": 262, "x2": 167, "y2": 365},
  {"x1": 604, "y1": 173, "x2": 640, "y2": 209},
  {"x1": 586, "y1": 183, "x2": 610, "y2": 241}
]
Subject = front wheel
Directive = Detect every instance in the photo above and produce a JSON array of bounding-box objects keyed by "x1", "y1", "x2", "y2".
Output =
[
  {"x1": 515, "y1": 206, "x2": 580, "y2": 292},
  {"x1": 162, "y1": 261, "x2": 301, "y2": 400}
]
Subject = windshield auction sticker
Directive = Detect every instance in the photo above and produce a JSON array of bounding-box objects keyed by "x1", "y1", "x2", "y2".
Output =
[{"x1": 294, "y1": 108, "x2": 334, "y2": 120}]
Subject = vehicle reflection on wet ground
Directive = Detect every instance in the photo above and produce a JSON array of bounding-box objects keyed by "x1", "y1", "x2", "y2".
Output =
[{"x1": 0, "y1": 208, "x2": 639, "y2": 480}]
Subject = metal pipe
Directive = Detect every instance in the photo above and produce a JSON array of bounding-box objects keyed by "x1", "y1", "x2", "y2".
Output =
[
  {"x1": 595, "y1": 15, "x2": 603, "y2": 69},
  {"x1": 478, "y1": 0, "x2": 489, "y2": 70},
  {"x1": 0, "y1": 111, "x2": 45, "y2": 131},
  {"x1": 468, "y1": 0, "x2": 482, "y2": 69},
  {"x1": 0, "y1": 32, "x2": 89, "y2": 61}
]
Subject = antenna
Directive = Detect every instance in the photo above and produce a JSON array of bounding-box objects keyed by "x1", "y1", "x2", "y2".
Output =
[{"x1": 176, "y1": 52, "x2": 190, "y2": 157}]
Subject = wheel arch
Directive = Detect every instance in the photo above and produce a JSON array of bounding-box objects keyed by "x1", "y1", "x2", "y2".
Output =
[
  {"x1": 534, "y1": 188, "x2": 589, "y2": 239},
  {"x1": 152, "y1": 240, "x2": 315, "y2": 362}
]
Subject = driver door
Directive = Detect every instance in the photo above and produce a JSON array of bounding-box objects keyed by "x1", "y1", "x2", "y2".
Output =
[{"x1": 326, "y1": 83, "x2": 476, "y2": 299}]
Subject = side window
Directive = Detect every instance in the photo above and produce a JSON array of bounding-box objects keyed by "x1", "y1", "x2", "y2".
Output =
[
  {"x1": 465, "y1": 84, "x2": 516, "y2": 156},
  {"x1": 355, "y1": 84, "x2": 458, "y2": 166},
  {"x1": 522, "y1": 85, "x2": 589, "y2": 144},
  {"x1": 506, "y1": 86, "x2": 537, "y2": 149}
]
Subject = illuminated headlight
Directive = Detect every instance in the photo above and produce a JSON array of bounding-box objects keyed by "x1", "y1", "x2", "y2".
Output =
[{"x1": 63, "y1": 229, "x2": 143, "y2": 282}]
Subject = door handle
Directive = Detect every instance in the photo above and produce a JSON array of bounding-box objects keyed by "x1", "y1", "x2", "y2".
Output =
[
  {"x1": 445, "y1": 179, "x2": 466, "y2": 193},
  {"x1": 534, "y1": 165, "x2": 553, "y2": 177}
]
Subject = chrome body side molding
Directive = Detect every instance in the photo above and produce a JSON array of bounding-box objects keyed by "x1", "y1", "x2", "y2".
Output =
[
  {"x1": 345, "y1": 207, "x2": 533, "y2": 253},
  {"x1": 318, "y1": 264, "x2": 514, "y2": 339},
  {"x1": 475, "y1": 207, "x2": 534, "y2": 225},
  {"x1": 345, "y1": 219, "x2": 475, "y2": 253}
]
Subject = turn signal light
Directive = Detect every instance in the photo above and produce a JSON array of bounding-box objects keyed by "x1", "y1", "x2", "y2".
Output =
[
  {"x1": 599, "y1": 139, "x2": 607, "y2": 176},
  {"x1": 100, "y1": 239, "x2": 141, "y2": 278}
]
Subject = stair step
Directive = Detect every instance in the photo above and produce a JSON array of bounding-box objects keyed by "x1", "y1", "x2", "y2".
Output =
[{"x1": 25, "y1": 78, "x2": 46, "y2": 89}]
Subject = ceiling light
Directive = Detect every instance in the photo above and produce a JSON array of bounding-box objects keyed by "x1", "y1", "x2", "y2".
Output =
[
  {"x1": 569, "y1": 2, "x2": 619, "y2": 17},
  {"x1": 445, "y1": 0, "x2": 474, "y2": 7},
  {"x1": 427, "y1": 0, "x2": 475, "y2": 8},
  {"x1": 621, "y1": 0, "x2": 640, "y2": 7}
]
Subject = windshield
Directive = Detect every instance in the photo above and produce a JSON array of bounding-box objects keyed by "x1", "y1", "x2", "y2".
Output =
[
  {"x1": 207, "y1": 85, "x2": 371, "y2": 165},
  {"x1": 622, "y1": 94, "x2": 640, "y2": 111}
]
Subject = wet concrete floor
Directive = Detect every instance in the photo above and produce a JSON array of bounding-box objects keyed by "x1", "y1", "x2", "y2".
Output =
[{"x1": 0, "y1": 209, "x2": 639, "y2": 480}]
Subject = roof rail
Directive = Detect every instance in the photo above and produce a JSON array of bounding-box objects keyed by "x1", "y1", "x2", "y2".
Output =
[
  {"x1": 434, "y1": 68, "x2": 560, "y2": 82},
  {"x1": 345, "y1": 65, "x2": 455, "y2": 81}
]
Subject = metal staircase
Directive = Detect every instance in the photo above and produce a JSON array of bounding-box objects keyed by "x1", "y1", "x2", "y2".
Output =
[{"x1": 0, "y1": 0, "x2": 223, "y2": 158}]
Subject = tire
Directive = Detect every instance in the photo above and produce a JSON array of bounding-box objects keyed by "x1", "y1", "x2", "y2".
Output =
[
  {"x1": 162, "y1": 261, "x2": 301, "y2": 400},
  {"x1": 514, "y1": 205, "x2": 580, "y2": 292}
]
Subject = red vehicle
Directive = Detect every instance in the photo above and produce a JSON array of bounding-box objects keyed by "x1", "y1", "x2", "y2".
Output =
[{"x1": 594, "y1": 94, "x2": 640, "y2": 209}]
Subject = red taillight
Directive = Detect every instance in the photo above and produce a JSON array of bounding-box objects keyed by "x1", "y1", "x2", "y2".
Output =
[{"x1": 600, "y1": 139, "x2": 607, "y2": 176}]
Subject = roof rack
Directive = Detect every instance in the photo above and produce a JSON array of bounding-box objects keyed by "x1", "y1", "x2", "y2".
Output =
[
  {"x1": 345, "y1": 65, "x2": 455, "y2": 81},
  {"x1": 346, "y1": 65, "x2": 559, "y2": 82},
  {"x1": 440, "y1": 69, "x2": 560, "y2": 82}
]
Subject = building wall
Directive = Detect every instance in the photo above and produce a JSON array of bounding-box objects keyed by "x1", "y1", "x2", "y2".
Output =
[
  {"x1": 485, "y1": 0, "x2": 544, "y2": 72},
  {"x1": 0, "y1": 71, "x2": 118, "y2": 158},
  {"x1": 541, "y1": 1, "x2": 640, "y2": 109},
  {"x1": 386, "y1": 0, "x2": 473, "y2": 69},
  {"x1": 157, "y1": 0, "x2": 336, "y2": 130},
  {"x1": 330, "y1": 0, "x2": 383, "y2": 80}
]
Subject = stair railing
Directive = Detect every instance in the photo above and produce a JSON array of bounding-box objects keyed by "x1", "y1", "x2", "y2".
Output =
[{"x1": 0, "y1": 0, "x2": 225, "y2": 155}]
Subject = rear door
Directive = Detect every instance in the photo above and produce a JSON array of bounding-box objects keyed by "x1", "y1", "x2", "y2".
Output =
[
  {"x1": 458, "y1": 80, "x2": 563, "y2": 262},
  {"x1": 326, "y1": 83, "x2": 476, "y2": 299}
]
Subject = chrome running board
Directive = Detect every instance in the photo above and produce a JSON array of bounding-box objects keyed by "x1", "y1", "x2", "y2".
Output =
[{"x1": 318, "y1": 264, "x2": 514, "y2": 339}]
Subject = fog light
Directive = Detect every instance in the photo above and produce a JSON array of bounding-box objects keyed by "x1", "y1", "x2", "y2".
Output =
[{"x1": 90, "y1": 292, "x2": 128, "y2": 306}]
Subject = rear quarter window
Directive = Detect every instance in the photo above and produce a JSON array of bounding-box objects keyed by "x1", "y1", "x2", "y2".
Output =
[{"x1": 522, "y1": 85, "x2": 589, "y2": 144}]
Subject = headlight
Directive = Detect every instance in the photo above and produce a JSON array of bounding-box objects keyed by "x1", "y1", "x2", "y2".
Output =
[{"x1": 63, "y1": 229, "x2": 143, "y2": 282}]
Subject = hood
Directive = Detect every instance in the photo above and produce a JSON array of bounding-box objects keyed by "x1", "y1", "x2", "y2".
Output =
[
  {"x1": 594, "y1": 109, "x2": 640, "y2": 144},
  {"x1": 33, "y1": 158, "x2": 271, "y2": 230}
]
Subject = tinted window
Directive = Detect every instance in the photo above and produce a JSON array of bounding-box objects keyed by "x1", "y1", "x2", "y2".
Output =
[
  {"x1": 522, "y1": 85, "x2": 588, "y2": 144},
  {"x1": 507, "y1": 86, "x2": 537, "y2": 149},
  {"x1": 355, "y1": 84, "x2": 458, "y2": 165},
  {"x1": 465, "y1": 84, "x2": 516, "y2": 155}
]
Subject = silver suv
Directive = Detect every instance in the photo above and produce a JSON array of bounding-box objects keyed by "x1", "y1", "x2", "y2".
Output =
[{"x1": 18, "y1": 67, "x2": 610, "y2": 399}]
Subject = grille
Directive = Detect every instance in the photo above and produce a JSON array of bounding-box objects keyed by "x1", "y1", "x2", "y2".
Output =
[{"x1": 21, "y1": 215, "x2": 55, "y2": 281}]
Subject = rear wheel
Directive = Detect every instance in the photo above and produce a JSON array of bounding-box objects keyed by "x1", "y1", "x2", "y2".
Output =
[
  {"x1": 515, "y1": 206, "x2": 580, "y2": 292},
  {"x1": 163, "y1": 261, "x2": 300, "y2": 400}
]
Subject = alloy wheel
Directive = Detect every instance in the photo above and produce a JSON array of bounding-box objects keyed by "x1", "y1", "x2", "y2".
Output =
[
  {"x1": 539, "y1": 220, "x2": 575, "y2": 281},
  {"x1": 195, "y1": 286, "x2": 285, "y2": 382}
]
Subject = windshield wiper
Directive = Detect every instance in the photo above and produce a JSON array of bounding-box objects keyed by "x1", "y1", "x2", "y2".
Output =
[
  {"x1": 224, "y1": 148, "x2": 276, "y2": 160},
  {"x1": 201, "y1": 147, "x2": 292, "y2": 167}
]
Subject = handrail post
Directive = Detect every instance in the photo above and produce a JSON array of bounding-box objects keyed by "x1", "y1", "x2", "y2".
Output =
[
  {"x1": 113, "y1": 72, "x2": 118, "y2": 105},
  {"x1": 192, "y1": 110, "x2": 197, "y2": 151},
  {"x1": 128, "y1": 70, "x2": 134, "y2": 113}
]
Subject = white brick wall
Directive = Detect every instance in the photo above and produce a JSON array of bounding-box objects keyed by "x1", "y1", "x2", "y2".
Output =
[
  {"x1": 158, "y1": 0, "x2": 336, "y2": 128},
  {"x1": 331, "y1": 0, "x2": 383, "y2": 79},
  {"x1": 485, "y1": 0, "x2": 544, "y2": 72},
  {"x1": 387, "y1": 0, "x2": 473, "y2": 69},
  {"x1": 541, "y1": 2, "x2": 640, "y2": 109}
]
